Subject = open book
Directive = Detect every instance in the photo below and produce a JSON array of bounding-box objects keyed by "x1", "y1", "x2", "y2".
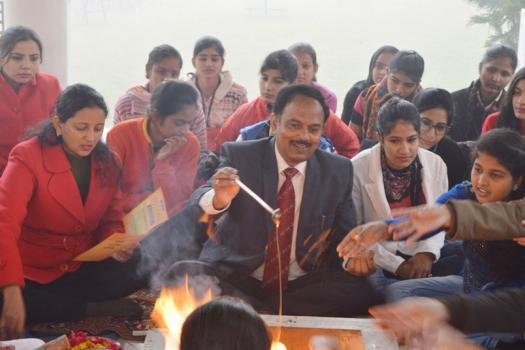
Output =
[{"x1": 74, "y1": 189, "x2": 168, "y2": 262}]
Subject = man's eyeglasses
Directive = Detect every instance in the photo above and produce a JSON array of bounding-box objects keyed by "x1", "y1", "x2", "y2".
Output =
[{"x1": 420, "y1": 118, "x2": 449, "y2": 134}]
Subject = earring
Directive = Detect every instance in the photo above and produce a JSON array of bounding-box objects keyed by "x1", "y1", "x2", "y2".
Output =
[
  {"x1": 513, "y1": 185, "x2": 519, "y2": 191},
  {"x1": 56, "y1": 129, "x2": 61, "y2": 136}
]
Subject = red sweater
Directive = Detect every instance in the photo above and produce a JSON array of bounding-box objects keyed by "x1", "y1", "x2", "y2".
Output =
[
  {"x1": 107, "y1": 118, "x2": 199, "y2": 217},
  {"x1": 0, "y1": 72, "x2": 61, "y2": 175},
  {"x1": 214, "y1": 97, "x2": 360, "y2": 158},
  {"x1": 482, "y1": 112, "x2": 525, "y2": 136}
]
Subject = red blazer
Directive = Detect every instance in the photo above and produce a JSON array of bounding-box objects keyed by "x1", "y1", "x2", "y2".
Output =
[
  {"x1": 0, "y1": 72, "x2": 61, "y2": 175},
  {"x1": 0, "y1": 138, "x2": 123, "y2": 287}
]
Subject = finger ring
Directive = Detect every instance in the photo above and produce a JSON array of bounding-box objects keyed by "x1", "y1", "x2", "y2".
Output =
[{"x1": 341, "y1": 259, "x2": 350, "y2": 270}]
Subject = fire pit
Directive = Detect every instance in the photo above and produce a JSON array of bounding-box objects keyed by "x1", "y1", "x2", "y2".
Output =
[{"x1": 140, "y1": 315, "x2": 397, "y2": 350}]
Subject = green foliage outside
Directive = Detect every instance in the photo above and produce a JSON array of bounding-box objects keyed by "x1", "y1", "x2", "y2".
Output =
[{"x1": 467, "y1": 0, "x2": 525, "y2": 49}]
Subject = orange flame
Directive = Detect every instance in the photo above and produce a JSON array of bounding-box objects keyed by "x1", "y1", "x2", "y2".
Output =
[
  {"x1": 151, "y1": 275, "x2": 213, "y2": 349},
  {"x1": 271, "y1": 341, "x2": 287, "y2": 350}
]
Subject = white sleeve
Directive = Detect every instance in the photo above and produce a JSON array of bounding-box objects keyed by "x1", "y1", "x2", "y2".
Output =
[
  {"x1": 199, "y1": 189, "x2": 230, "y2": 214},
  {"x1": 372, "y1": 242, "x2": 406, "y2": 274}
]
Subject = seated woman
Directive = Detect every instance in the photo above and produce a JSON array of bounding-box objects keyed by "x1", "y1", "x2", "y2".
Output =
[
  {"x1": 107, "y1": 81, "x2": 200, "y2": 217},
  {"x1": 113, "y1": 44, "x2": 207, "y2": 149},
  {"x1": 349, "y1": 50, "x2": 424, "y2": 141},
  {"x1": 180, "y1": 298, "x2": 271, "y2": 350},
  {"x1": 341, "y1": 45, "x2": 399, "y2": 125},
  {"x1": 186, "y1": 36, "x2": 248, "y2": 152},
  {"x1": 215, "y1": 49, "x2": 359, "y2": 158},
  {"x1": 413, "y1": 88, "x2": 469, "y2": 188},
  {"x1": 0, "y1": 25, "x2": 61, "y2": 175},
  {"x1": 288, "y1": 42, "x2": 338, "y2": 112},
  {"x1": 350, "y1": 98, "x2": 447, "y2": 290},
  {"x1": 0, "y1": 84, "x2": 144, "y2": 339},
  {"x1": 450, "y1": 44, "x2": 516, "y2": 142},
  {"x1": 482, "y1": 67, "x2": 525, "y2": 136}
]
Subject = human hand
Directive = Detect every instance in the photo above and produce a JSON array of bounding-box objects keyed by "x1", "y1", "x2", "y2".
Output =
[
  {"x1": 407, "y1": 324, "x2": 482, "y2": 350},
  {"x1": 156, "y1": 135, "x2": 187, "y2": 160},
  {"x1": 0, "y1": 285, "x2": 25, "y2": 340},
  {"x1": 369, "y1": 297, "x2": 449, "y2": 343},
  {"x1": 395, "y1": 253, "x2": 434, "y2": 280},
  {"x1": 112, "y1": 242, "x2": 138, "y2": 262},
  {"x1": 337, "y1": 221, "x2": 390, "y2": 260},
  {"x1": 389, "y1": 205, "x2": 451, "y2": 244},
  {"x1": 343, "y1": 251, "x2": 376, "y2": 277},
  {"x1": 211, "y1": 167, "x2": 240, "y2": 210}
]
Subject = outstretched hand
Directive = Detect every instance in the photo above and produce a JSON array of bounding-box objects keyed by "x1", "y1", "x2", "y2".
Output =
[
  {"x1": 337, "y1": 221, "x2": 389, "y2": 260},
  {"x1": 211, "y1": 167, "x2": 240, "y2": 210},
  {"x1": 389, "y1": 205, "x2": 451, "y2": 244}
]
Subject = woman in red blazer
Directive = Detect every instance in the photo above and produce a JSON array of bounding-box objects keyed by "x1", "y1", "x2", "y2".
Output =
[
  {"x1": 0, "y1": 84, "x2": 144, "y2": 340},
  {"x1": 0, "y1": 26, "x2": 62, "y2": 175}
]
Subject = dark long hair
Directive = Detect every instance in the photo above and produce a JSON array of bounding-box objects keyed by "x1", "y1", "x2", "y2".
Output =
[
  {"x1": 365, "y1": 45, "x2": 399, "y2": 86},
  {"x1": 497, "y1": 67, "x2": 525, "y2": 130},
  {"x1": 180, "y1": 298, "x2": 271, "y2": 350},
  {"x1": 29, "y1": 84, "x2": 118, "y2": 185}
]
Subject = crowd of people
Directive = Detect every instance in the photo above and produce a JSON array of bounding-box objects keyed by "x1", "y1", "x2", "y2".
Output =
[{"x1": 1, "y1": 24, "x2": 525, "y2": 349}]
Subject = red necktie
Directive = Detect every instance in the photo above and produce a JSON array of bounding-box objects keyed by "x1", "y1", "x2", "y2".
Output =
[{"x1": 261, "y1": 167, "x2": 298, "y2": 294}]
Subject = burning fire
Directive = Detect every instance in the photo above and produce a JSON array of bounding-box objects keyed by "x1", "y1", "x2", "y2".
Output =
[
  {"x1": 151, "y1": 276, "x2": 213, "y2": 350},
  {"x1": 271, "y1": 341, "x2": 287, "y2": 350}
]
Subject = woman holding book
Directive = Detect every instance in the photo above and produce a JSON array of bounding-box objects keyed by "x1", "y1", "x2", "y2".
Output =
[{"x1": 0, "y1": 84, "x2": 144, "y2": 340}]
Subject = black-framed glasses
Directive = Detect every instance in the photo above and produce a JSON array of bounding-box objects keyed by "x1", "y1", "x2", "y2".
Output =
[{"x1": 420, "y1": 118, "x2": 449, "y2": 134}]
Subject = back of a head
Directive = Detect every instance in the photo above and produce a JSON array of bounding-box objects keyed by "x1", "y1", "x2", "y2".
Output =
[
  {"x1": 413, "y1": 88, "x2": 454, "y2": 126},
  {"x1": 376, "y1": 97, "x2": 421, "y2": 135},
  {"x1": 260, "y1": 49, "x2": 298, "y2": 84},
  {"x1": 149, "y1": 80, "x2": 198, "y2": 119},
  {"x1": 180, "y1": 298, "x2": 271, "y2": 350},
  {"x1": 389, "y1": 50, "x2": 425, "y2": 83}
]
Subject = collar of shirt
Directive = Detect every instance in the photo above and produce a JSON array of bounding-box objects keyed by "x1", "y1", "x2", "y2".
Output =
[{"x1": 274, "y1": 142, "x2": 307, "y2": 178}]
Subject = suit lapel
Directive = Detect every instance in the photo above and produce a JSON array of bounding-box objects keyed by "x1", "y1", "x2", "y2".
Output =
[
  {"x1": 262, "y1": 139, "x2": 278, "y2": 235},
  {"x1": 43, "y1": 145, "x2": 86, "y2": 224},
  {"x1": 298, "y1": 152, "x2": 320, "y2": 234}
]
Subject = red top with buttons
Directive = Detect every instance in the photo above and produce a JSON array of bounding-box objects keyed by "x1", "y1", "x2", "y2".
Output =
[
  {"x1": 0, "y1": 138, "x2": 124, "y2": 287},
  {"x1": 0, "y1": 71, "x2": 61, "y2": 175}
]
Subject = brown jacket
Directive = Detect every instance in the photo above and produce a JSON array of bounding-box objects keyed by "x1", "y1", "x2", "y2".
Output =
[{"x1": 447, "y1": 199, "x2": 525, "y2": 240}]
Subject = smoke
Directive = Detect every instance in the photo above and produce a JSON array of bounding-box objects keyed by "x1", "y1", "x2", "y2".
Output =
[{"x1": 137, "y1": 203, "x2": 221, "y2": 298}]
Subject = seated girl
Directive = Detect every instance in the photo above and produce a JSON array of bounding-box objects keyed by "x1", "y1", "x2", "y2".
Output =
[
  {"x1": 113, "y1": 44, "x2": 207, "y2": 150},
  {"x1": 350, "y1": 98, "x2": 448, "y2": 289},
  {"x1": 0, "y1": 84, "x2": 144, "y2": 339},
  {"x1": 107, "y1": 80, "x2": 200, "y2": 217},
  {"x1": 341, "y1": 45, "x2": 398, "y2": 125},
  {"x1": 413, "y1": 88, "x2": 469, "y2": 187},
  {"x1": 349, "y1": 50, "x2": 424, "y2": 141},
  {"x1": 482, "y1": 67, "x2": 525, "y2": 136},
  {"x1": 186, "y1": 36, "x2": 248, "y2": 151},
  {"x1": 0, "y1": 25, "x2": 62, "y2": 175},
  {"x1": 288, "y1": 42, "x2": 338, "y2": 112}
]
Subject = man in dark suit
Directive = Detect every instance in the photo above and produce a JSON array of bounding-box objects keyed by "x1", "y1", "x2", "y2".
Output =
[{"x1": 165, "y1": 84, "x2": 381, "y2": 316}]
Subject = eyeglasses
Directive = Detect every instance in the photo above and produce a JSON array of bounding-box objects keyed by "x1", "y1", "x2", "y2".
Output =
[{"x1": 420, "y1": 118, "x2": 449, "y2": 134}]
